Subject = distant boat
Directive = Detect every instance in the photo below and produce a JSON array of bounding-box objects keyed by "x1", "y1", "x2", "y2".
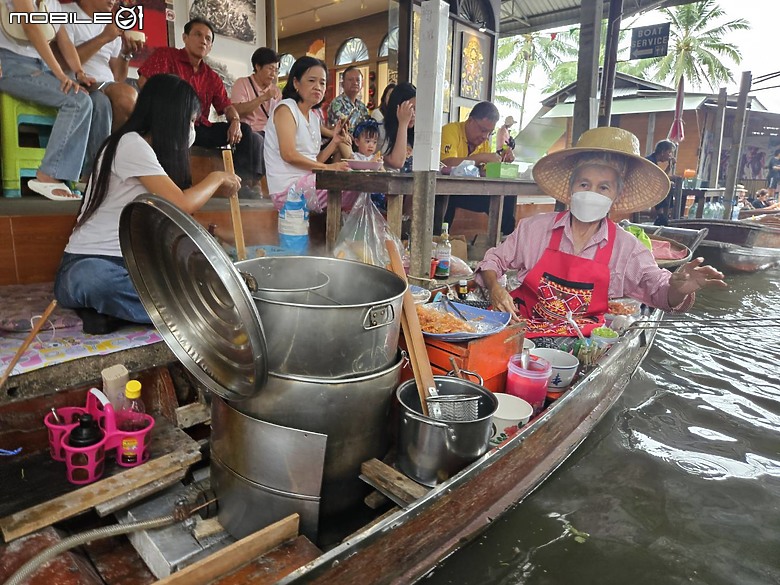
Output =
[{"x1": 671, "y1": 217, "x2": 780, "y2": 272}]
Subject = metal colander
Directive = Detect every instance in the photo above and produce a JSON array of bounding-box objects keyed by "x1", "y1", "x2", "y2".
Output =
[{"x1": 426, "y1": 394, "x2": 480, "y2": 422}]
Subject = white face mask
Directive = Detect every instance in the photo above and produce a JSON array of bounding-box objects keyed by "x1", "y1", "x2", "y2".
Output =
[
  {"x1": 569, "y1": 190, "x2": 613, "y2": 223},
  {"x1": 188, "y1": 123, "x2": 196, "y2": 148}
]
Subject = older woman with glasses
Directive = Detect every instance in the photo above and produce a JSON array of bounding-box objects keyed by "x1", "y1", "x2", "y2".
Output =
[{"x1": 477, "y1": 127, "x2": 726, "y2": 347}]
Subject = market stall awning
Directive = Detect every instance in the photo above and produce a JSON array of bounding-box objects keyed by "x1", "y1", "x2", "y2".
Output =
[
  {"x1": 542, "y1": 95, "x2": 708, "y2": 118},
  {"x1": 513, "y1": 111, "x2": 567, "y2": 163},
  {"x1": 499, "y1": 0, "x2": 699, "y2": 37}
]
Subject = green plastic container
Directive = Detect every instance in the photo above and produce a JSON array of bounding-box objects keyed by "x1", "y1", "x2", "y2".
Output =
[{"x1": 485, "y1": 162, "x2": 519, "y2": 179}]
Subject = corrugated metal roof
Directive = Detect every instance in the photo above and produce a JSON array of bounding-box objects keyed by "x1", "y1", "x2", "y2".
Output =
[
  {"x1": 499, "y1": 0, "x2": 696, "y2": 37},
  {"x1": 542, "y1": 95, "x2": 708, "y2": 118}
]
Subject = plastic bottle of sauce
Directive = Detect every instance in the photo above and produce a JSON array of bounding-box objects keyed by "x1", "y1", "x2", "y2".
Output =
[{"x1": 117, "y1": 380, "x2": 147, "y2": 464}]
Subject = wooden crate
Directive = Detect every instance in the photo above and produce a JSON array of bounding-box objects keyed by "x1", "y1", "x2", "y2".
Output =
[{"x1": 400, "y1": 325, "x2": 524, "y2": 392}]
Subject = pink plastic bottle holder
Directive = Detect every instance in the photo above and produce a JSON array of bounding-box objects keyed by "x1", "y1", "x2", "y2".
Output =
[{"x1": 43, "y1": 388, "x2": 154, "y2": 484}]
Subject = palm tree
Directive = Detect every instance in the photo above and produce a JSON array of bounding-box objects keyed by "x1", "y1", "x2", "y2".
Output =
[
  {"x1": 538, "y1": 24, "x2": 655, "y2": 95},
  {"x1": 651, "y1": 0, "x2": 748, "y2": 89},
  {"x1": 494, "y1": 31, "x2": 578, "y2": 127}
]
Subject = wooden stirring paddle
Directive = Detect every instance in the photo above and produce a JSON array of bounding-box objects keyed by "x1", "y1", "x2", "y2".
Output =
[
  {"x1": 386, "y1": 240, "x2": 436, "y2": 417},
  {"x1": 221, "y1": 147, "x2": 247, "y2": 261},
  {"x1": 0, "y1": 299, "x2": 58, "y2": 390}
]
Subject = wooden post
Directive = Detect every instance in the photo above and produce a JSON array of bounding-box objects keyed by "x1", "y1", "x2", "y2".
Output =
[
  {"x1": 723, "y1": 72, "x2": 752, "y2": 220},
  {"x1": 265, "y1": 0, "x2": 277, "y2": 51},
  {"x1": 707, "y1": 88, "x2": 728, "y2": 189},
  {"x1": 572, "y1": 0, "x2": 602, "y2": 146},
  {"x1": 565, "y1": 0, "x2": 602, "y2": 212},
  {"x1": 409, "y1": 0, "x2": 448, "y2": 279},
  {"x1": 410, "y1": 171, "x2": 436, "y2": 279},
  {"x1": 598, "y1": 0, "x2": 623, "y2": 128}
]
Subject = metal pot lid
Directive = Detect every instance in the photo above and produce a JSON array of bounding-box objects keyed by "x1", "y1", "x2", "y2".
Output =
[{"x1": 119, "y1": 195, "x2": 268, "y2": 401}]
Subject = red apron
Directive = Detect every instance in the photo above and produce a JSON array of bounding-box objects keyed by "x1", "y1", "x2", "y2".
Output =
[{"x1": 511, "y1": 213, "x2": 615, "y2": 338}]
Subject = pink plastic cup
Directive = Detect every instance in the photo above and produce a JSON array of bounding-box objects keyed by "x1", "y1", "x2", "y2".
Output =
[{"x1": 506, "y1": 354, "x2": 552, "y2": 415}]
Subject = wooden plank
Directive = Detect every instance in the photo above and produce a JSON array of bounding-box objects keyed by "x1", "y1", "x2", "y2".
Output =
[
  {"x1": 360, "y1": 459, "x2": 429, "y2": 507},
  {"x1": 84, "y1": 533, "x2": 156, "y2": 585},
  {"x1": 175, "y1": 402, "x2": 210, "y2": 428},
  {"x1": 155, "y1": 514, "x2": 300, "y2": 585},
  {"x1": 0, "y1": 449, "x2": 200, "y2": 542},
  {"x1": 209, "y1": 535, "x2": 321, "y2": 585},
  {"x1": 94, "y1": 469, "x2": 186, "y2": 517},
  {"x1": 192, "y1": 517, "x2": 225, "y2": 541},
  {"x1": 363, "y1": 490, "x2": 390, "y2": 510}
]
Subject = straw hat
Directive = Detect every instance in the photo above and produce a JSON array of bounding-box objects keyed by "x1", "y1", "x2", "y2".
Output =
[
  {"x1": 504, "y1": 115, "x2": 516, "y2": 127},
  {"x1": 532, "y1": 127, "x2": 671, "y2": 213}
]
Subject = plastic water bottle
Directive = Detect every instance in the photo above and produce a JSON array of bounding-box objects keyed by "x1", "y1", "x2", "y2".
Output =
[
  {"x1": 278, "y1": 186, "x2": 309, "y2": 254},
  {"x1": 731, "y1": 198, "x2": 742, "y2": 220},
  {"x1": 687, "y1": 201, "x2": 698, "y2": 218},
  {"x1": 435, "y1": 223, "x2": 452, "y2": 280}
]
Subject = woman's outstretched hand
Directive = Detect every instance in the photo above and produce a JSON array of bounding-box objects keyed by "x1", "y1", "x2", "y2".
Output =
[{"x1": 668, "y1": 257, "x2": 727, "y2": 305}]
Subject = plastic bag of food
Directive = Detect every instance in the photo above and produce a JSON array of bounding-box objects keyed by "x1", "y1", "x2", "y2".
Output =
[
  {"x1": 333, "y1": 193, "x2": 401, "y2": 268},
  {"x1": 449, "y1": 254, "x2": 473, "y2": 278}
]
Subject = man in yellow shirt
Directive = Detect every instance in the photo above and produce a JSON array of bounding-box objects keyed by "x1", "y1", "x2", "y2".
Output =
[{"x1": 439, "y1": 101, "x2": 517, "y2": 236}]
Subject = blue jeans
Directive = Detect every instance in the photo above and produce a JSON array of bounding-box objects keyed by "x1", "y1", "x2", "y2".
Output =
[
  {"x1": 83, "y1": 89, "x2": 112, "y2": 177},
  {"x1": 0, "y1": 48, "x2": 92, "y2": 182},
  {"x1": 54, "y1": 253, "x2": 152, "y2": 324}
]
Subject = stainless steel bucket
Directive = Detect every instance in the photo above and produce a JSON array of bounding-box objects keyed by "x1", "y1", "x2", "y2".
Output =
[
  {"x1": 235, "y1": 256, "x2": 405, "y2": 378},
  {"x1": 396, "y1": 376, "x2": 498, "y2": 487},
  {"x1": 211, "y1": 397, "x2": 327, "y2": 540},
  {"x1": 230, "y1": 352, "x2": 403, "y2": 517}
]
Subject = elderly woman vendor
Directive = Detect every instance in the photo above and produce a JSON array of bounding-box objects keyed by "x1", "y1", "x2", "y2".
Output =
[{"x1": 477, "y1": 127, "x2": 726, "y2": 342}]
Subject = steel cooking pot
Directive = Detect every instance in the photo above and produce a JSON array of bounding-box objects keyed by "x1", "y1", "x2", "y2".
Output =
[
  {"x1": 396, "y1": 376, "x2": 497, "y2": 487},
  {"x1": 236, "y1": 256, "x2": 405, "y2": 378}
]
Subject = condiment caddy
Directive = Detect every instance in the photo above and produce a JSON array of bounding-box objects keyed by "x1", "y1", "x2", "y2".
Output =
[{"x1": 43, "y1": 388, "x2": 154, "y2": 485}]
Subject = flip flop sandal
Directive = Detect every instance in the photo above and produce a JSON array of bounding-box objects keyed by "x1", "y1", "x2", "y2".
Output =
[{"x1": 28, "y1": 179, "x2": 83, "y2": 201}]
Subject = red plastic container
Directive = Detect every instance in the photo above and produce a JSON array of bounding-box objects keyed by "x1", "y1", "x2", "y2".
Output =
[{"x1": 506, "y1": 354, "x2": 552, "y2": 415}]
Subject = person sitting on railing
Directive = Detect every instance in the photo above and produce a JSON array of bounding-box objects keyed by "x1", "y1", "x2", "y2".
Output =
[
  {"x1": 476, "y1": 127, "x2": 726, "y2": 349},
  {"x1": 54, "y1": 74, "x2": 241, "y2": 334}
]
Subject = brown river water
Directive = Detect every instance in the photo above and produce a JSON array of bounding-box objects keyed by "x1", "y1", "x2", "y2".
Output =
[{"x1": 424, "y1": 268, "x2": 780, "y2": 585}]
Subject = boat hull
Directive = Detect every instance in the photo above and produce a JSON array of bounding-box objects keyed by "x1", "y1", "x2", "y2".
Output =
[
  {"x1": 671, "y1": 219, "x2": 780, "y2": 272},
  {"x1": 277, "y1": 311, "x2": 662, "y2": 585}
]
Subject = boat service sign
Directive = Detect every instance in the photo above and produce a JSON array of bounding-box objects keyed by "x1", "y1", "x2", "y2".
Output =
[{"x1": 630, "y1": 23, "x2": 670, "y2": 60}]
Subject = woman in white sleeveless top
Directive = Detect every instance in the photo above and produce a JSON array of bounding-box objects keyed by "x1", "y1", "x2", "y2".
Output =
[{"x1": 264, "y1": 56, "x2": 349, "y2": 211}]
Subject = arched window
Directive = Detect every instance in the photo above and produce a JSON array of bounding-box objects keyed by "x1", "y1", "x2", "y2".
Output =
[
  {"x1": 379, "y1": 27, "x2": 399, "y2": 58},
  {"x1": 279, "y1": 53, "x2": 295, "y2": 77},
  {"x1": 336, "y1": 37, "x2": 369, "y2": 66}
]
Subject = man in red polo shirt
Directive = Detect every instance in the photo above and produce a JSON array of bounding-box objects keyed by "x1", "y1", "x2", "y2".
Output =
[{"x1": 137, "y1": 17, "x2": 261, "y2": 197}]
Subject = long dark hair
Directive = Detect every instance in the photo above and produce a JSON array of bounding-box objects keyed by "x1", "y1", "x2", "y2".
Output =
[
  {"x1": 378, "y1": 83, "x2": 396, "y2": 118},
  {"x1": 281, "y1": 56, "x2": 327, "y2": 103},
  {"x1": 77, "y1": 74, "x2": 200, "y2": 228},
  {"x1": 383, "y1": 82, "x2": 415, "y2": 155}
]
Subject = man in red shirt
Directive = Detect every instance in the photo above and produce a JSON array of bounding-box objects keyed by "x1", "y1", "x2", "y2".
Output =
[{"x1": 138, "y1": 18, "x2": 261, "y2": 196}]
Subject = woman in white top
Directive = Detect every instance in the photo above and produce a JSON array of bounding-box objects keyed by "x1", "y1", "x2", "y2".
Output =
[
  {"x1": 0, "y1": 0, "x2": 94, "y2": 199},
  {"x1": 264, "y1": 56, "x2": 349, "y2": 211},
  {"x1": 54, "y1": 74, "x2": 241, "y2": 334}
]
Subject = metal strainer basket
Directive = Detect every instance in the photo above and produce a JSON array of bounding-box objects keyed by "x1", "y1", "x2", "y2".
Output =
[{"x1": 426, "y1": 394, "x2": 481, "y2": 422}]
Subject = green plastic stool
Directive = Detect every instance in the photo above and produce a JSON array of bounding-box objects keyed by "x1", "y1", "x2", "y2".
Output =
[{"x1": 0, "y1": 93, "x2": 57, "y2": 198}]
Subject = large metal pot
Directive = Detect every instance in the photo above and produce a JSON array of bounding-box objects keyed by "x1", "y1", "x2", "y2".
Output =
[
  {"x1": 396, "y1": 376, "x2": 497, "y2": 487},
  {"x1": 236, "y1": 256, "x2": 405, "y2": 378},
  {"x1": 230, "y1": 352, "x2": 403, "y2": 517},
  {"x1": 210, "y1": 397, "x2": 327, "y2": 540}
]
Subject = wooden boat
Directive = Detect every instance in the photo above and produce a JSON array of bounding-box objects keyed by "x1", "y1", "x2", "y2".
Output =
[
  {"x1": 0, "y1": 309, "x2": 662, "y2": 584},
  {"x1": 620, "y1": 221, "x2": 709, "y2": 270},
  {"x1": 671, "y1": 218, "x2": 780, "y2": 272},
  {"x1": 2, "y1": 214, "x2": 700, "y2": 583}
]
